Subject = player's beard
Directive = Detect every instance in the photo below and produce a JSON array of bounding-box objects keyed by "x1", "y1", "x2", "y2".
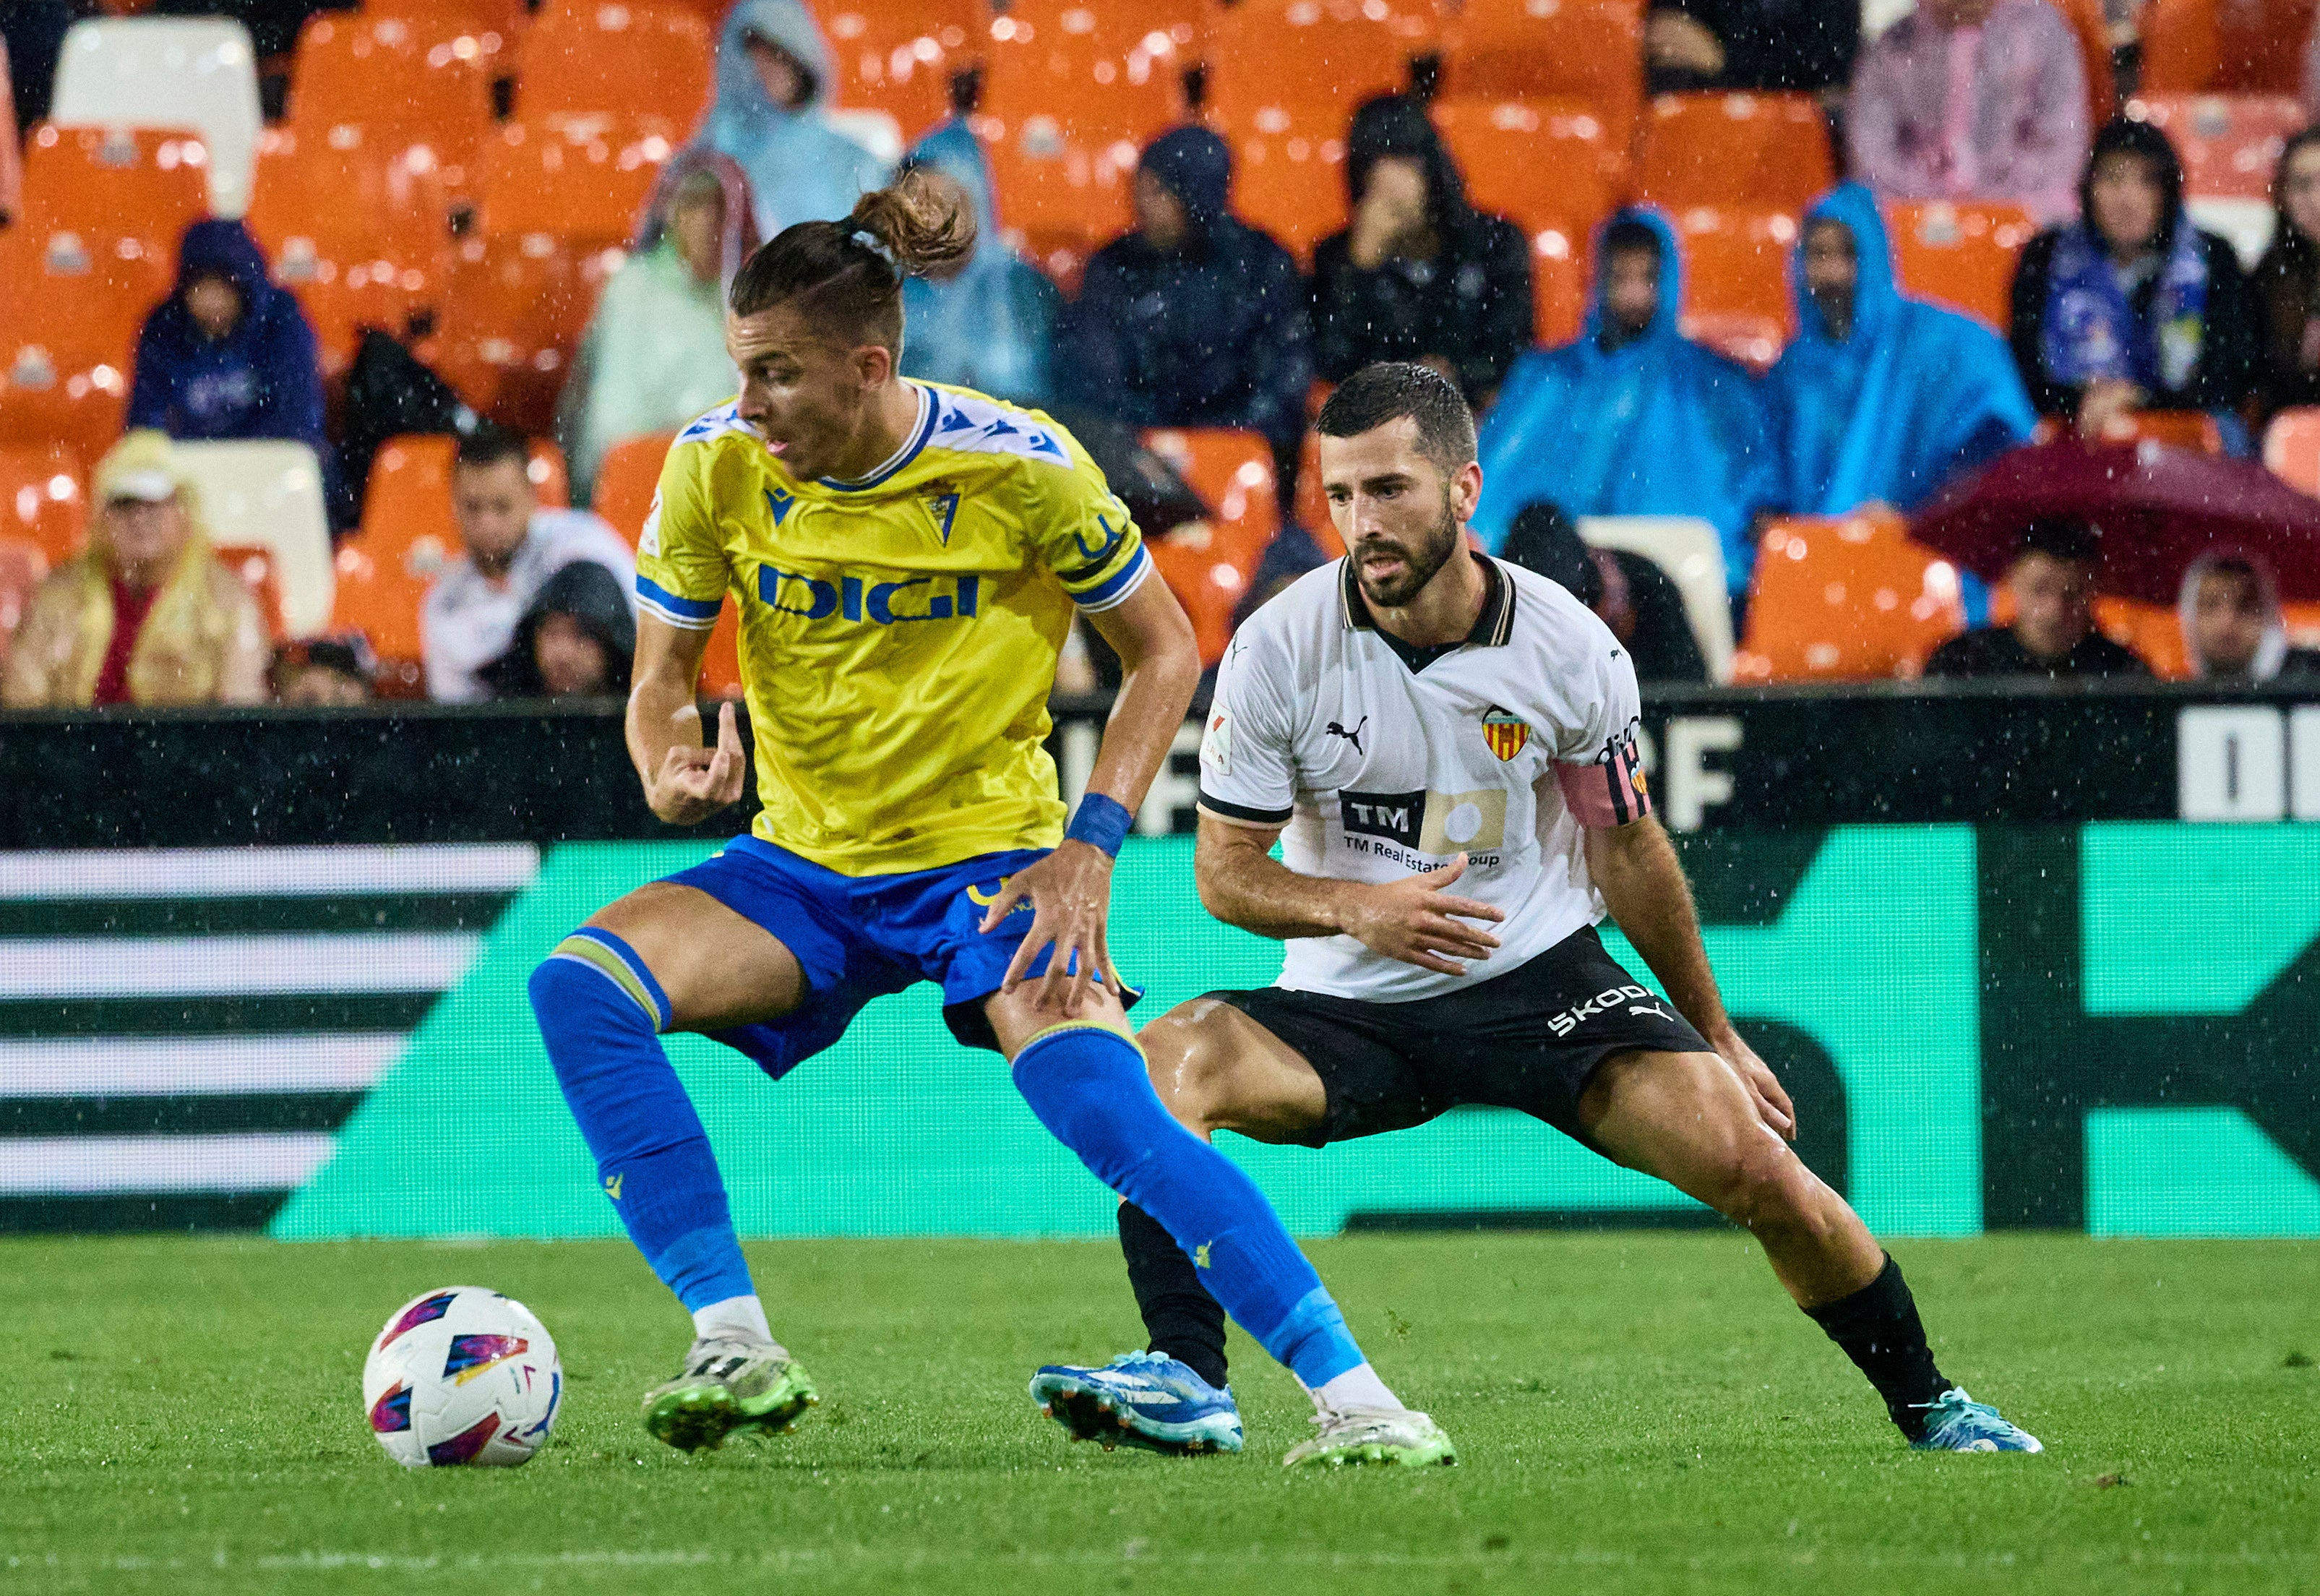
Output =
[{"x1": 1350, "y1": 486, "x2": 1461, "y2": 610}]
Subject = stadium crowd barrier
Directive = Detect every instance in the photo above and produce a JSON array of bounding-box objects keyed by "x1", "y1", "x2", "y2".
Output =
[{"x1": 1, "y1": 681, "x2": 2315, "y2": 1242}]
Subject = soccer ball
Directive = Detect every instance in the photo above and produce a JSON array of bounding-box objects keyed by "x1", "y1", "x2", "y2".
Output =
[{"x1": 361, "y1": 1286, "x2": 562, "y2": 1468}]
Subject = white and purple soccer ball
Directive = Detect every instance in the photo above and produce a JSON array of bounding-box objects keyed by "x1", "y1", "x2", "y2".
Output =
[{"x1": 361, "y1": 1286, "x2": 561, "y2": 1468}]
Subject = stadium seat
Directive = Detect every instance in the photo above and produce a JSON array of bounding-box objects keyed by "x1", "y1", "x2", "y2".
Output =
[
  {"x1": 173, "y1": 440, "x2": 335, "y2": 636},
  {"x1": 244, "y1": 126, "x2": 454, "y2": 377},
  {"x1": 19, "y1": 123, "x2": 212, "y2": 265},
  {"x1": 2092, "y1": 595, "x2": 2190, "y2": 678},
  {"x1": 1146, "y1": 532, "x2": 1247, "y2": 666},
  {"x1": 1430, "y1": 97, "x2": 1623, "y2": 241},
  {"x1": 1531, "y1": 224, "x2": 1589, "y2": 346},
  {"x1": 1439, "y1": 0, "x2": 1645, "y2": 153},
  {"x1": 2045, "y1": 0, "x2": 2118, "y2": 120},
  {"x1": 976, "y1": 1, "x2": 1200, "y2": 265},
  {"x1": 0, "y1": 443, "x2": 90, "y2": 568},
  {"x1": 591, "y1": 432, "x2": 676, "y2": 547},
  {"x1": 2128, "y1": 93, "x2": 2303, "y2": 202},
  {"x1": 474, "y1": 119, "x2": 672, "y2": 243},
  {"x1": 1294, "y1": 429, "x2": 1342, "y2": 559},
  {"x1": 1140, "y1": 426, "x2": 1279, "y2": 580},
  {"x1": 1732, "y1": 511, "x2": 1967, "y2": 680},
  {"x1": 2032, "y1": 409, "x2": 2227, "y2": 452},
  {"x1": 1636, "y1": 93, "x2": 1834, "y2": 217},
  {"x1": 212, "y1": 542, "x2": 290, "y2": 640},
  {"x1": 286, "y1": 9, "x2": 497, "y2": 162},
  {"x1": 2263, "y1": 406, "x2": 2320, "y2": 494},
  {"x1": 0, "y1": 227, "x2": 145, "y2": 461},
  {"x1": 1884, "y1": 200, "x2": 2037, "y2": 331},
  {"x1": 2136, "y1": 0, "x2": 2222, "y2": 93},
  {"x1": 0, "y1": 538, "x2": 48, "y2": 668},
  {"x1": 49, "y1": 17, "x2": 263, "y2": 215},
  {"x1": 1203, "y1": 0, "x2": 1444, "y2": 257},
  {"x1": 817, "y1": 0, "x2": 984, "y2": 142},
  {"x1": 2285, "y1": 599, "x2": 2320, "y2": 648},
  {"x1": 2212, "y1": 0, "x2": 2319, "y2": 94},
  {"x1": 1671, "y1": 206, "x2": 1797, "y2": 371},
  {"x1": 1576, "y1": 515, "x2": 1733, "y2": 682},
  {"x1": 516, "y1": 4, "x2": 716, "y2": 133}
]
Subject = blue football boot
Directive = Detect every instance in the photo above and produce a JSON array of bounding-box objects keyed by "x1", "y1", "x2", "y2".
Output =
[
  {"x1": 1029, "y1": 1351, "x2": 1244, "y2": 1455},
  {"x1": 1910, "y1": 1387, "x2": 2044, "y2": 1453}
]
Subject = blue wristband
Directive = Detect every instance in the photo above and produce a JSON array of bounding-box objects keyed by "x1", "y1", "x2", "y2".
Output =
[{"x1": 1065, "y1": 792, "x2": 1133, "y2": 857}]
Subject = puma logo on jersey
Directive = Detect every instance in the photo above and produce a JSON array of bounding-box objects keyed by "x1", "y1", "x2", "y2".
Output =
[{"x1": 1326, "y1": 716, "x2": 1367, "y2": 754}]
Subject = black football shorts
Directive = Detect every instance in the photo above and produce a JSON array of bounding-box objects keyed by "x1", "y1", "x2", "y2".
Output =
[{"x1": 1206, "y1": 923, "x2": 1711, "y2": 1148}]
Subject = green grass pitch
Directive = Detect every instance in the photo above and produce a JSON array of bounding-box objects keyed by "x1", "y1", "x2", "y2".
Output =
[{"x1": 3, "y1": 1232, "x2": 2314, "y2": 1594}]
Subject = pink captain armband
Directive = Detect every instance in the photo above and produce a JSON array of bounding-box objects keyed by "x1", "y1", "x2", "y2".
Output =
[{"x1": 1553, "y1": 739, "x2": 1652, "y2": 828}]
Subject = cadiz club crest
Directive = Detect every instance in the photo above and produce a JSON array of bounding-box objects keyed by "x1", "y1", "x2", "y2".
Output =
[{"x1": 1481, "y1": 705, "x2": 1530, "y2": 761}]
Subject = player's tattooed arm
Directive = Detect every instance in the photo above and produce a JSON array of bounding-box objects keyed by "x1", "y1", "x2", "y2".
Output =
[
  {"x1": 1193, "y1": 815, "x2": 1506, "y2": 977},
  {"x1": 1583, "y1": 815, "x2": 1797, "y2": 1139},
  {"x1": 626, "y1": 614, "x2": 747, "y2": 826}
]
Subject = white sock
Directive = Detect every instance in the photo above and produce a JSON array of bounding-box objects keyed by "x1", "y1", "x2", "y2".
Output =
[
  {"x1": 691, "y1": 1294, "x2": 776, "y2": 1349},
  {"x1": 1310, "y1": 1363, "x2": 1401, "y2": 1417}
]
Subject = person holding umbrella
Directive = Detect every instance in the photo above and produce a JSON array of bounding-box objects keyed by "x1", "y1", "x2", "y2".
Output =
[{"x1": 1922, "y1": 518, "x2": 2150, "y2": 678}]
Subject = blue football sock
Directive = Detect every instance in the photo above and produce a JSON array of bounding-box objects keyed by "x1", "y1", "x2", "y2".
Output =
[
  {"x1": 530, "y1": 930, "x2": 755, "y2": 1314},
  {"x1": 1011, "y1": 1024, "x2": 1366, "y2": 1389}
]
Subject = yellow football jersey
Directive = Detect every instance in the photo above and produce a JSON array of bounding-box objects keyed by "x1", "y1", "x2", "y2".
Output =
[{"x1": 633, "y1": 381, "x2": 1151, "y2": 877}]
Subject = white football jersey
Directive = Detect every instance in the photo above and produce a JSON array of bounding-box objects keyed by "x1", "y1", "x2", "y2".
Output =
[{"x1": 1197, "y1": 554, "x2": 1651, "y2": 1002}]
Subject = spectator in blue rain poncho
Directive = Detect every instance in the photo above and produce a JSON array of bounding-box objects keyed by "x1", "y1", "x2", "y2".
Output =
[
  {"x1": 128, "y1": 218, "x2": 327, "y2": 458},
  {"x1": 1471, "y1": 210, "x2": 1775, "y2": 594},
  {"x1": 1766, "y1": 184, "x2": 2036, "y2": 515},
  {"x1": 692, "y1": 0, "x2": 888, "y2": 241},
  {"x1": 896, "y1": 119, "x2": 1060, "y2": 407}
]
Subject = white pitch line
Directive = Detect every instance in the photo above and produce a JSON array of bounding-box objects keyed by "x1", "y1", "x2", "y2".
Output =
[
  {"x1": 0, "y1": 933, "x2": 482, "y2": 998},
  {"x1": 0, "y1": 844, "x2": 540, "y2": 901},
  {"x1": 0, "y1": 1034, "x2": 410, "y2": 1097},
  {"x1": 0, "y1": 1133, "x2": 339, "y2": 1194}
]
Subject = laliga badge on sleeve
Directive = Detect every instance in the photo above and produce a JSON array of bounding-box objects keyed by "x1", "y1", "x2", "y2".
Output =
[{"x1": 1200, "y1": 709, "x2": 1233, "y2": 776}]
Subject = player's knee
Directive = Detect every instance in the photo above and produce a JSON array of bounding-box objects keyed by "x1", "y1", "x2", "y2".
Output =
[
  {"x1": 1714, "y1": 1144, "x2": 1829, "y2": 1238},
  {"x1": 1139, "y1": 1013, "x2": 1233, "y2": 1133}
]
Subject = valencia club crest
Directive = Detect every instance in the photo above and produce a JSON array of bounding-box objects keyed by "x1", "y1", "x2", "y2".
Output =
[{"x1": 1481, "y1": 705, "x2": 1530, "y2": 761}]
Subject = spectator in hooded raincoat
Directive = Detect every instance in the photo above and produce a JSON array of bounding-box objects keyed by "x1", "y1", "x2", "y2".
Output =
[
  {"x1": 127, "y1": 218, "x2": 327, "y2": 460},
  {"x1": 1309, "y1": 93, "x2": 1533, "y2": 408},
  {"x1": 692, "y1": 0, "x2": 888, "y2": 241},
  {"x1": 897, "y1": 118, "x2": 1060, "y2": 408},
  {"x1": 1472, "y1": 210, "x2": 1776, "y2": 594},
  {"x1": 1768, "y1": 184, "x2": 2036, "y2": 515},
  {"x1": 1060, "y1": 125, "x2": 1312, "y2": 499}
]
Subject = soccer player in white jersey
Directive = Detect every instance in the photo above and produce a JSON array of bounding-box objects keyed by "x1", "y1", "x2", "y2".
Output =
[{"x1": 1030, "y1": 363, "x2": 2042, "y2": 1458}]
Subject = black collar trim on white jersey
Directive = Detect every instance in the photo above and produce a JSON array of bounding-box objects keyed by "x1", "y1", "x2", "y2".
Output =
[{"x1": 1340, "y1": 552, "x2": 1515, "y2": 672}]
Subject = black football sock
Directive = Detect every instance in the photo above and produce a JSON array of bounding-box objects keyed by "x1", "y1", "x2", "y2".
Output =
[
  {"x1": 1801, "y1": 1253, "x2": 1951, "y2": 1441},
  {"x1": 1117, "y1": 1200, "x2": 1230, "y2": 1390}
]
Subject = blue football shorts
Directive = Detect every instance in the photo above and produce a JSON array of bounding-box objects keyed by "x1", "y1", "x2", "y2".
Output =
[{"x1": 660, "y1": 835, "x2": 1143, "y2": 1075}]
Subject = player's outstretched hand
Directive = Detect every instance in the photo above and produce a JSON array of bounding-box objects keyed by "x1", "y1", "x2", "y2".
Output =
[
  {"x1": 1341, "y1": 854, "x2": 1505, "y2": 977},
  {"x1": 981, "y1": 839, "x2": 1115, "y2": 1018},
  {"x1": 1713, "y1": 1029, "x2": 1796, "y2": 1141},
  {"x1": 648, "y1": 700, "x2": 747, "y2": 826}
]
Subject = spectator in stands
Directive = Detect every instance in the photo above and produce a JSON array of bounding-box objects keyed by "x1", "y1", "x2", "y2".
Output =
[
  {"x1": 559, "y1": 150, "x2": 759, "y2": 502},
  {"x1": 2250, "y1": 128, "x2": 2320, "y2": 419},
  {"x1": 1310, "y1": 94, "x2": 1532, "y2": 408},
  {"x1": 1845, "y1": 0, "x2": 2087, "y2": 227},
  {"x1": 1922, "y1": 517, "x2": 2147, "y2": 677},
  {"x1": 895, "y1": 119, "x2": 1060, "y2": 407},
  {"x1": 478, "y1": 561, "x2": 637, "y2": 700},
  {"x1": 2010, "y1": 118, "x2": 2260, "y2": 443},
  {"x1": 1499, "y1": 501, "x2": 1709, "y2": 684},
  {"x1": 694, "y1": 0, "x2": 888, "y2": 241},
  {"x1": 1060, "y1": 126, "x2": 1311, "y2": 499},
  {"x1": 273, "y1": 635, "x2": 376, "y2": 705},
  {"x1": 2179, "y1": 550, "x2": 2320, "y2": 680},
  {"x1": 127, "y1": 218, "x2": 329, "y2": 464},
  {"x1": 1645, "y1": 0, "x2": 1861, "y2": 94},
  {"x1": 421, "y1": 423, "x2": 635, "y2": 703},
  {"x1": 1472, "y1": 210, "x2": 1775, "y2": 596},
  {"x1": 1769, "y1": 184, "x2": 2037, "y2": 515},
  {"x1": 1, "y1": 431, "x2": 267, "y2": 708}
]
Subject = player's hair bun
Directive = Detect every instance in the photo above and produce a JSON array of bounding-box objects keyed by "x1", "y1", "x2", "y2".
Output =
[{"x1": 846, "y1": 168, "x2": 976, "y2": 280}]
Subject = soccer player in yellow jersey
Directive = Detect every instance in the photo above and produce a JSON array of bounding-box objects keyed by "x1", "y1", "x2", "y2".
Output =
[{"x1": 525, "y1": 175, "x2": 1451, "y2": 1466}]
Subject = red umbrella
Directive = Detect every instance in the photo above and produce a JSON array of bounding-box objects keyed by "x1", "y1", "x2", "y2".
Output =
[{"x1": 1908, "y1": 438, "x2": 2320, "y2": 603}]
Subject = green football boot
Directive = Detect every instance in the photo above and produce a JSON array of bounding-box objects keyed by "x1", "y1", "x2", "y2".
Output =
[
  {"x1": 641, "y1": 1337, "x2": 817, "y2": 1452},
  {"x1": 1281, "y1": 1408, "x2": 1458, "y2": 1469}
]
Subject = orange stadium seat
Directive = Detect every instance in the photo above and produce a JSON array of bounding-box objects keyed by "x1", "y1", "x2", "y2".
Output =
[
  {"x1": 0, "y1": 444, "x2": 90, "y2": 568},
  {"x1": 1146, "y1": 533, "x2": 1247, "y2": 666},
  {"x1": 1636, "y1": 93, "x2": 1834, "y2": 217},
  {"x1": 384, "y1": 0, "x2": 533, "y2": 38},
  {"x1": 1671, "y1": 206, "x2": 1797, "y2": 371},
  {"x1": 2214, "y1": 0, "x2": 2319, "y2": 94},
  {"x1": 1140, "y1": 426, "x2": 1279, "y2": 580},
  {"x1": 20, "y1": 123, "x2": 211, "y2": 267},
  {"x1": 2034, "y1": 408, "x2": 2227, "y2": 452},
  {"x1": 1440, "y1": 0, "x2": 1645, "y2": 153},
  {"x1": 2262, "y1": 405, "x2": 2320, "y2": 494},
  {"x1": 1294, "y1": 428, "x2": 1345, "y2": 558},
  {"x1": 2136, "y1": 0, "x2": 2222, "y2": 94},
  {"x1": 1530, "y1": 224, "x2": 1589, "y2": 346},
  {"x1": 1204, "y1": 0, "x2": 1443, "y2": 257},
  {"x1": 2126, "y1": 93, "x2": 2303, "y2": 201},
  {"x1": 287, "y1": 9, "x2": 498, "y2": 160},
  {"x1": 0, "y1": 227, "x2": 147, "y2": 461},
  {"x1": 2047, "y1": 0, "x2": 2119, "y2": 119},
  {"x1": 1884, "y1": 200, "x2": 2036, "y2": 330},
  {"x1": 2092, "y1": 595, "x2": 2190, "y2": 677},
  {"x1": 1430, "y1": 97, "x2": 1623, "y2": 240},
  {"x1": 592, "y1": 432, "x2": 676, "y2": 547},
  {"x1": 517, "y1": 3, "x2": 716, "y2": 132},
  {"x1": 1733, "y1": 512, "x2": 1967, "y2": 681},
  {"x1": 0, "y1": 538, "x2": 48, "y2": 667},
  {"x1": 816, "y1": 0, "x2": 984, "y2": 140},
  {"x1": 976, "y1": 1, "x2": 1200, "y2": 267}
]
